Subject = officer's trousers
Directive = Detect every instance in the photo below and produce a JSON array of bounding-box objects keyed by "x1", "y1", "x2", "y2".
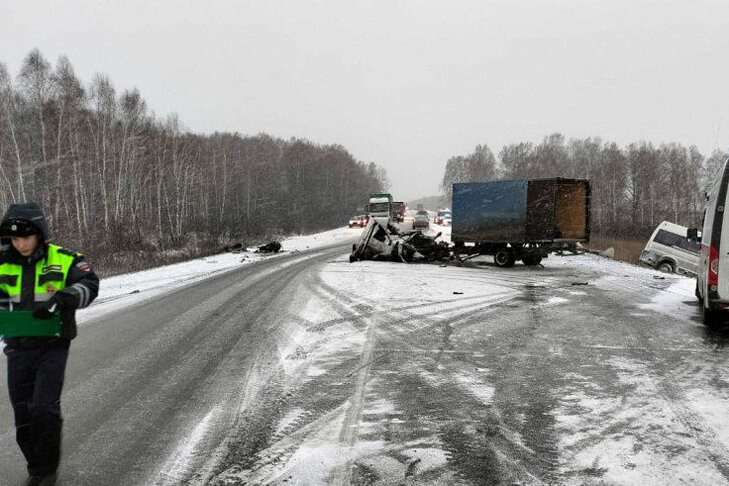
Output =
[{"x1": 4, "y1": 340, "x2": 69, "y2": 476}]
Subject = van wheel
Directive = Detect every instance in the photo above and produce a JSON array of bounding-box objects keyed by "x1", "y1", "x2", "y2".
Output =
[
  {"x1": 657, "y1": 262, "x2": 674, "y2": 273},
  {"x1": 703, "y1": 306, "x2": 724, "y2": 327},
  {"x1": 494, "y1": 249, "x2": 516, "y2": 268}
]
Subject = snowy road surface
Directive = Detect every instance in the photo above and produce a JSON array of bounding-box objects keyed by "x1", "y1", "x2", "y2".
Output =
[{"x1": 2, "y1": 226, "x2": 729, "y2": 485}]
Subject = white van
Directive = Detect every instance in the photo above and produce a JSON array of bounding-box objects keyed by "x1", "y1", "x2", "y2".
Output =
[
  {"x1": 696, "y1": 154, "x2": 729, "y2": 324},
  {"x1": 639, "y1": 221, "x2": 700, "y2": 275}
]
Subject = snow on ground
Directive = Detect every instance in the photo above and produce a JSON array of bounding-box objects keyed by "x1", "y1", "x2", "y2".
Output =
[
  {"x1": 77, "y1": 226, "x2": 361, "y2": 323},
  {"x1": 546, "y1": 248, "x2": 697, "y2": 319},
  {"x1": 77, "y1": 222, "x2": 709, "y2": 484}
]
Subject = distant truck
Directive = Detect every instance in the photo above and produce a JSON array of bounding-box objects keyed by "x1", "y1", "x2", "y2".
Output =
[
  {"x1": 367, "y1": 193, "x2": 393, "y2": 219},
  {"x1": 392, "y1": 201, "x2": 406, "y2": 222},
  {"x1": 451, "y1": 178, "x2": 591, "y2": 267}
]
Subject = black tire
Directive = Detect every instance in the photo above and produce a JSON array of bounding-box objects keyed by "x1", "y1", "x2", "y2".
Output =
[
  {"x1": 657, "y1": 262, "x2": 674, "y2": 273},
  {"x1": 703, "y1": 305, "x2": 724, "y2": 327},
  {"x1": 494, "y1": 249, "x2": 516, "y2": 268}
]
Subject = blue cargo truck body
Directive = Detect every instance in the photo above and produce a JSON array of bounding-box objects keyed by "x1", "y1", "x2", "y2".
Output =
[{"x1": 452, "y1": 178, "x2": 590, "y2": 267}]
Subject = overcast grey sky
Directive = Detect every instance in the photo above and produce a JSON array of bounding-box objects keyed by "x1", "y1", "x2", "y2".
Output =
[{"x1": 2, "y1": 0, "x2": 728, "y2": 201}]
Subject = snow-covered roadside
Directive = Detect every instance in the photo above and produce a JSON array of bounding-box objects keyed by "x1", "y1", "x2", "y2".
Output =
[
  {"x1": 80, "y1": 221, "x2": 697, "y2": 326},
  {"x1": 77, "y1": 226, "x2": 360, "y2": 322},
  {"x1": 547, "y1": 250, "x2": 698, "y2": 320}
]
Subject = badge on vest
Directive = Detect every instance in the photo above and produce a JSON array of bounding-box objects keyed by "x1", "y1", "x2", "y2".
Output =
[{"x1": 42, "y1": 265, "x2": 62, "y2": 273}]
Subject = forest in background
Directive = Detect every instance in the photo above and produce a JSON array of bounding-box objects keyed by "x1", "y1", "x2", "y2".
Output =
[
  {"x1": 441, "y1": 134, "x2": 726, "y2": 238},
  {"x1": 0, "y1": 49, "x2": 388, "y2": 274}
]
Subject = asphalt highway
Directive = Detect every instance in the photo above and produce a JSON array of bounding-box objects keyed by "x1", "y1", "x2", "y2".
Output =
[{"x1": 2, "y1": 246, "x2": 729, "y2": 485}]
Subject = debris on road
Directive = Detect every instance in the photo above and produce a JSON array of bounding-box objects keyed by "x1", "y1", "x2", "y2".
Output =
[
  {"x1": 397, "y1": 231, "x2": 451, "y2": 262},
  {"x1": 223, "y1": 242, "x2": 245, "y2": 253},
  {"x1": 256, "y1": 241, "x2": 282, "y2": 253}
]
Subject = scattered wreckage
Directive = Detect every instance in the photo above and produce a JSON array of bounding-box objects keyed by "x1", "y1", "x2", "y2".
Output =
[
  {"x1": 349, "y1": 217, "x2": 590, "y2": 266},
  {"x1": 224, "y1": 241, "x2": 282, "y2": 254},
  {"x1": 349, "y1": 218, "x2": 450, "y2": 263}
]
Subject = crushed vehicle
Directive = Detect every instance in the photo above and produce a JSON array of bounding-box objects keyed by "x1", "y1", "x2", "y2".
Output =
[
  {"x1": 451, "y1": 178, "x2": 591, "y2": 267},
  {"x1": 349, "y1": 218, "x2": 449, "y2": 263}
]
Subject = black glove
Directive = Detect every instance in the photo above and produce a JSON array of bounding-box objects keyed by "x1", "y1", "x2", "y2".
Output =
[
  {"x1": 32, "y1": 298, "x2": 58, "y2": 320},
  {"x1": 52, "y1": 290, "x2": 78, "y2": 310}
]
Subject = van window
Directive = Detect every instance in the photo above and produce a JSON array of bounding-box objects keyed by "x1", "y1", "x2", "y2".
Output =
[{"x1": 654, "y1": 229, "x2": 700, "y2": 254}]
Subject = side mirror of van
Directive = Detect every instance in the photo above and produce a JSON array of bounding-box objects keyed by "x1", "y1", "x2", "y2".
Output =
[{"x1": 687, "y1": 228, "x2": 699, "y2": 241}]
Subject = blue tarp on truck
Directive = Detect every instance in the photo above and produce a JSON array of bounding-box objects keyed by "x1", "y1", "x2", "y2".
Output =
[
  {"x1": 451, "y1": 178, "x2": 590, "y2": 267},
  {"x1": 452, "y1": 178, "x2": 590, "y2": 244},
  {"x1": 452, "y1": 180, "x2": 530, "y2": 243}
]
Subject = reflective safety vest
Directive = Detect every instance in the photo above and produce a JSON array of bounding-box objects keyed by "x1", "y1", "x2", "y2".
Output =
[{"x1": 0, "y1": 244, "x2": 77, "y2": 307}]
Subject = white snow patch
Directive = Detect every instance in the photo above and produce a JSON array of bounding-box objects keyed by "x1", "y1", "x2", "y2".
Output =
[
  {"x1": 684, "y1": 388, "x2": 729, "y2": 446},
  {"x1": 454, "y1": 372, "x2": 495, "y2": 405},
  {"x1": 544, "y1": 296, "x2": 569, "y2": 306},
  {"x1": 306, "y1": 366, "x2": 328, "y2": 377},
  {"x1": 553, "y1": 356, "x2": 729, "y2": 484},
  {"x1": 364, "y1": 398, "x2": 397, "y2": 416},
  {"x1": 638, "y1": 276, "x2": 698, "y2": 320},
  {"x1": 155, "y1": 405, "x2": 221, "y2": 485},
  {"x1": 400, "y1": 446, "x2": 449, "y2": 473},
  {"x1": 274, "y1": 408, "x2": 307, "y2": 437}
]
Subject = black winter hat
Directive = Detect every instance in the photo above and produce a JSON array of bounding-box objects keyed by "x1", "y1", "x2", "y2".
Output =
[
  {"x1": 0, "y1": 219, "x2": 39, "y2": 237},
  {"x1": 0, "y1": 203, "x2": 49, "y2": 240}
]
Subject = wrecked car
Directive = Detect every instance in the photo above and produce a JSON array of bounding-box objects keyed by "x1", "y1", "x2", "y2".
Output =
[
  {"x1": 349, "y1": 218, "x2": 449, "y2": 263},
  {"x1": 256, "y1": 241, "x2": 282, "y2": 253}
]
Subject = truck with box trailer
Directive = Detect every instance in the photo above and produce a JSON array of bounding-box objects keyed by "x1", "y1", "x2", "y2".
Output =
[{"x1": 451, "y1": 178, "x2": 591, "y2": 267}]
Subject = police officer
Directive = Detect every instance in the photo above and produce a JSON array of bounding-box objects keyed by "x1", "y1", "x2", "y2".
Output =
[{"x1": 0, "y1": 203, "x2": 99, "y2": 486}]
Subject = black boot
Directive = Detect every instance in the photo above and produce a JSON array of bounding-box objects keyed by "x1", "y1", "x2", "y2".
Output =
[{"x1": 22, "y1": 472, "x2": 57, "y2": 486}]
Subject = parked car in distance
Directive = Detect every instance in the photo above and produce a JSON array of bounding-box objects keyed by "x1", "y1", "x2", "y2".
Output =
[
  {"x1": 434, "y1": 209, "x2": 452, "y2": 225},
  {"x1": 349, "y1": 215, "x2": 369, "y2": 228},
  {"x1": 413, "y1": 210, "x2": 430, "y2": 229},
  {"x1": 640, "y1": 221, "x2": 700, "y2": 275}
]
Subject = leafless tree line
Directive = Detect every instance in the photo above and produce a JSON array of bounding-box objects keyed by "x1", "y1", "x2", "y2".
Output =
[
  {"x1": 0, "y1": 49, "x2": 387, "y2": 269},
  {"x1": 442, "y1": 133, "x2": 726, "y2": 237}
]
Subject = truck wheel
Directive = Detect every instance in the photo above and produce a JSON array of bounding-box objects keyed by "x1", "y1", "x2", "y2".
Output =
[
  {"x1": 494, "y1": 249, "x2": 516, "y2": 268},
  {"x1": 657, "y1": 262, "x2": 674, "y2": 273},
  {"x1": 522, "y1": 255, "x2": 543, "y2": 266}
]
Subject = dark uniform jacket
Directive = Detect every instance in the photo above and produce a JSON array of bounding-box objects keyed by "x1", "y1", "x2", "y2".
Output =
[{"x1": 0, "y1": 203, "x2": 99, "y2": 343}]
